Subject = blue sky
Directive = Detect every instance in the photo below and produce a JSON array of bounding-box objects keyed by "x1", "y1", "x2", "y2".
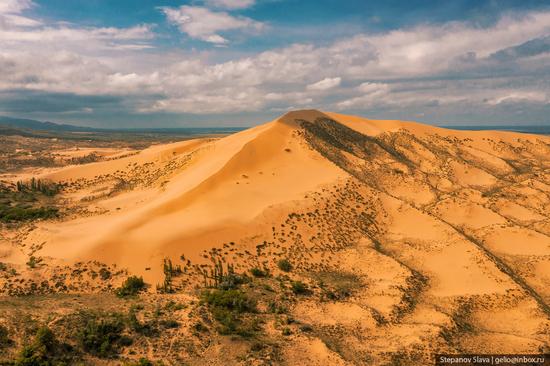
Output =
[{"x1": 0, "y1": 0, "x2": 549, "y2": 127}]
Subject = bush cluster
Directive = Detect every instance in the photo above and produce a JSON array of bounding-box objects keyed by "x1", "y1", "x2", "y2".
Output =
[
  {"x1": 277, "y1": 259, "x2": 292, "y2": 272},
  {"x1": 77, "y1": 312, "x2": 129, "y2": 358},
  {"x1": 201, "y1": 289, "x2": 257, "y2": 336},
  {"x1": 250, "y1": 267, "x2": 269, "y2": 278},
  {"x1": 0, "y1": 206, "x2": 58, "y2": 223},
  {"x1": 291, "y1": 281, "x2": 309, "y2": 295},
  {"x1": 15, "y1": 326, "x2": 73, "y2": 365},
  {"x1": 115, "y1": 276, "x2": 146, "y2": 298}
]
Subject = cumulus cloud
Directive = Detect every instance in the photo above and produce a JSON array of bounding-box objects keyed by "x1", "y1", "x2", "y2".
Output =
[
  {"x1": 307, "y1": 77, "x2": 341, "y2": 91},
  {"x1": 0, "y1": 5, "x2": 549, "y2": 121},
  {"x1": 0, "y1": 0, "x2": 40, "y2": 28},
  {"x1": 161, "y1": 5, "x2": 263, "y2": 44},
  {"x1": 0, "y1": 0, "x2": 34, "y2": 14}
]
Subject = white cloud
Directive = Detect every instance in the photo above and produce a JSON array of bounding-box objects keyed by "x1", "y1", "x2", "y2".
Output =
[
  {"x1": 0, "y1": 5, "x2": 549, "y2": 118},
  {"x1": 161, "y1": 5, "x2": 263, "y2": 44},
  {"x1": 0, "y1": 0, "x2": 40, "y2": 28},
  {"x1": 204, "y1": 0, "x2": 255, "y2": 10},
  {"x1": 144, "y1": 87, "x2": 264, "y2": 114},
  {"x1": 0, "y1": 0, "x2": 34, "y2": 14},
  {"x1": 336, "y1": 83, "x2": 390, "y2": 109},
  {"x1": 307, "y1": 77, "x2": 341, "y2": 91},
  {"x1": 361, "y1": 11, "x2": 550, "y2": 78},
  {"x1": 0, "y1": 24, "x2": 153, "y2": 43},
  {"x1": 357, "y1": 82, "x2": 388, "y2": 94},
  {"x1": 486, "y1": 91, "x2": 548, "y2": 105}
]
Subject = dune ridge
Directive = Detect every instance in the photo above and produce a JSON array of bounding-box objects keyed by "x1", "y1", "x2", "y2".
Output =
[{"x1": 1, "y1": 110, "x2": 549, "y2": 364}]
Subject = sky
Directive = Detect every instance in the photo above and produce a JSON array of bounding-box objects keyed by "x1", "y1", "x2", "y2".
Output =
[{"x1": 0, "y1": 0, "x2": 549, "y2": 127}]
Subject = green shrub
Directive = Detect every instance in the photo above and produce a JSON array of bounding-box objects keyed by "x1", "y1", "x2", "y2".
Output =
[
  {"x1": 210, "y1": 308, "x2": 259, "y2": 337},
  {"x1": 15, "y1": 326, "x2": 61, "y2": 365},
  {"x1": 277, "y1": 259, "x2": 292, "y2": 272},
  {"x1": 282, "y1": 327, "x2": 292, "y2": 336},
  {"x1": 115, "y1": 276, "x2": 146, "y2": 298},
  {"x1": 211, "y1": 307, "x2": 240, "y2": 335},
  {"x1": 201, "y1": 289, "x2": 255, "y2": 313},
  {"x1": 16, "y1": 178, "x2": 60, "y2": 196},
  {"x1": 218, "y1": 273, "x2": 248, "y2": 290},
  {"x1": 159, "y1": 319, "x2": 179, "y2": 329},
  {"x1": 78, "y1": 312, "x2": 126, "y2": 357},
  {"x1": 34, "y1": 327, "x2": 55, "y2": 349},
  {"x1": 99, "y1": 268, "x2": 111, "y2": 280},
  {"x1": 164, "y1": 300, "x2": 185, "y2": 311},
  {"x1": 202, "y1": 289, "x2": 257, "y2": 337},
  {"x1": 0, "y1": 206, "x2": 58, "y2": 223},
  {"x1": 26, "y1": 256, "x2": 41, "y2": 269},
  {"x1": 267, "y1": 301, "x2": 287, "y2": 314},
  {"x1": 192, "y1": 321, "x2": 207, "y2": 333},
  {"x1": 262, "y1": 284, "x2": 274, "y2": 292},
  {"x1": 291, "y1": 281, "x2": 309, "y2": 295},
  {"x1": 124, "y1": 358, "x2": 156, "y2": 366},
  {"x1": 127, "y1": 309, "x2": 156, "y2": 337},
  {"x1": 300, "y1": 324, "x2": 313, "y2": 332},
  {"x1": 0, "y1": 324, "x2": 10, "y2": 348},
  {"x1": 250, "y1": 341, "x2": 265, "y2": 352},
  {"x1": 250, "y1": 267, "x2": 268, "y2": 278},
  {"x1": 139, "y1": 360, "x2": 154, "y2": 366}
]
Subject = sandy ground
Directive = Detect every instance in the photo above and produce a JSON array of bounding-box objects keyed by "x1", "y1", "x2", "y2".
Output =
[{"x1": 1, "y1": 109, "x2": 549, "y2": 364}]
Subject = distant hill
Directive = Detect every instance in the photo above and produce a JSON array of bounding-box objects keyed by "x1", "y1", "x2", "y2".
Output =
[
  {"x1": 0, "y1": 116, "x2": 246, "y2": 135},
  {"x1": 0, "y1": 116, "x2": 96, "y2": 132}
]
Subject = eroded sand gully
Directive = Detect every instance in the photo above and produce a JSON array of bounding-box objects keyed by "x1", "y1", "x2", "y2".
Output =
[{"x1": 1, "y1": 110, "x2": 549, "y2": 364}]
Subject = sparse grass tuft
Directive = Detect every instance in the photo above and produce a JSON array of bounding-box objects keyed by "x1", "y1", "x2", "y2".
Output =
[{"x1": 314, "y1": 271, "x2": 361, "y2": 300}]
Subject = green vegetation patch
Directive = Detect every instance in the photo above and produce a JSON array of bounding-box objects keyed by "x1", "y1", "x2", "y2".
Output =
[
  {"x1": 0, "y1": 206, "x2": 58, "y2": 223},
  {"x1": 15, "y1": 326, "x2": 74, "y2": 366},
  {"x1": 290, "y1": 281, "x2": 310, "y2": 295},
  {"x1": 201, "y1": 289, "x2": 255, "y2": 313},
  {"x1": 115, "y1": 276, "x2": 146, "y2": 298},
  {"x1": 76, "y1": 311, "x2": 130, "y2": 358},
  {"x1": 201, "y1": 288, "x2": 258, "y2": 337},
  {"x1": 250, "y1": 267, "x2": 269, "y2": 278},
  {"x1": 277, "y1": 259, "x2": 292, "y2": 272},
  {"x1": 0, "y1": 324, "x2": 11, "y2": 349},
  {"x1": 0, "y1": 181, "x2": 60, "y2": 223}
]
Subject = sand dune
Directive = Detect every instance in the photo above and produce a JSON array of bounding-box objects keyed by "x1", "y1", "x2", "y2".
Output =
[{"x1": 1, "y1": 110, "x2": 549, "y2": 364}]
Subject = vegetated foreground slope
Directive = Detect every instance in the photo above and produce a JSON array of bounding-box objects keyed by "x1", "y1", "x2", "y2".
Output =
[{"x1": 0, "y1": 110, "x2": 549, "y2": 364}]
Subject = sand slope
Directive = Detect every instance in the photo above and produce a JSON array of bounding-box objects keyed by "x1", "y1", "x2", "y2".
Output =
[
  {"x1": 34, "y1": 115, "x2": 346, "y2": 281},
  {"x1": 2, "y1": 109, "x2": 549, "y2": 364}
]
